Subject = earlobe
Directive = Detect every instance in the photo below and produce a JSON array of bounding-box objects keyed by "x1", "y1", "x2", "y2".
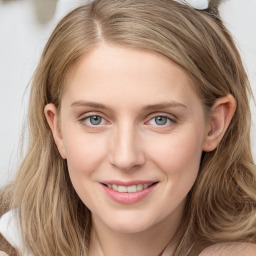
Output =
[
  {"x1": 44, "y1": 103, "x2": 67, "y2": 159},
  {"x1": 202, "y1": 94, "x2": 236, "y2": 152}
]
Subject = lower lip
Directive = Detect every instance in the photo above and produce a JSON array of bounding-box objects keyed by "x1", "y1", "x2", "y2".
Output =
[{"x1": 101, "y1": 183, "x2": 158, "y2": 204}]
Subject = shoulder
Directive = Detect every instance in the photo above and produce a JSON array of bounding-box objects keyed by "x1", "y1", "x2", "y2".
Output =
[{"x1": 199, "y1": 242, "x2": 256, "y2": 256}]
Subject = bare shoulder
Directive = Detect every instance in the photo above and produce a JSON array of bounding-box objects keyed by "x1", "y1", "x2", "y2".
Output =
[
  {"x1": 199, "y1": 242, "x2": 256, "y2": 256},
  {"x1": 0, "y1": 252, "x2": 9, "y2": 256}
]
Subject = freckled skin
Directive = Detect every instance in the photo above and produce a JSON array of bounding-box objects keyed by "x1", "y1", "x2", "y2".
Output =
[{"x1": 47, "y1": 44, "x2": 211, "y2": 255}]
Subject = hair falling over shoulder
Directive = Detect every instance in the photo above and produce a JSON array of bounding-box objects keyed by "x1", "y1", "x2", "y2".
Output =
[{"x1": 1, "y1": 0, "x2": 256, "y2": 255}]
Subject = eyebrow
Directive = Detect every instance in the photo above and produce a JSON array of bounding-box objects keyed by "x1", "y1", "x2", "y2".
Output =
[
  {"x1": 142, "y1": 102, "x2": 187, "y2": 111},
  {"x1": 71, "y1": 100, "x2": 110, "y2": 109},
  {"x1": 71, "y1": 100, "x2": 187, "y2": 111}
]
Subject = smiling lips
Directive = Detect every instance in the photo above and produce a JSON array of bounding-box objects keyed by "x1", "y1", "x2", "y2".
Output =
[{"x1": 101, "y1": 181, "x2": 158, "y2": 204}]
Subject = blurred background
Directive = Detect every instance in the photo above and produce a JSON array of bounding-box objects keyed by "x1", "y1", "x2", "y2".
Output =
[{"x1": 0, "y1": 0, "x2": 256, "y2": 187}]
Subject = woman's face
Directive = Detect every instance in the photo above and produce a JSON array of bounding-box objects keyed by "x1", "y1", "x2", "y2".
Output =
[{"x1": 52, "y1": 44, "x2": 210, "y2": 234}]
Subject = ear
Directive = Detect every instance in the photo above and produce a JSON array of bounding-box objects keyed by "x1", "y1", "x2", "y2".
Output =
[
  {"x1": 44, "y1": 103, "x2": 67, "y2": 159},
  {"x1": 203, "y1": 94, "x2": 236, "y2": 152}
]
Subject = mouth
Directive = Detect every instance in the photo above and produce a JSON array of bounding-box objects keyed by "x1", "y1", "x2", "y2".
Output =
[
  {"x1": 101, "y1": 182, "x2": 158, "y2": 193},
  {"x1": 101, "y1": 181, "x2": 159, "y2": 204}
]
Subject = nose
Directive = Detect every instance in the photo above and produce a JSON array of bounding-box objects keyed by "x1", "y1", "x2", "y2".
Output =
[{"x1": 109, "y1": 123, "x2": 145, "y2": 171}]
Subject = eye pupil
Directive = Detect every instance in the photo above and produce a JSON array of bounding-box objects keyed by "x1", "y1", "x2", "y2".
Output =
[
  {"x1": 155, "y1": 116, "x2": 168, "y2": 125},
  {"x1": 90, "y1": 116, "x2": 102, "y2": 125}
]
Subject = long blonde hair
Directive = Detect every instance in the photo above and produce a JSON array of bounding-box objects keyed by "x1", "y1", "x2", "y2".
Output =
[{"x1": 1, "y1": 0, "x2": 256, "y2": 255}]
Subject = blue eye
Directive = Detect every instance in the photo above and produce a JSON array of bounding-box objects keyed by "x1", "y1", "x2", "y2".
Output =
[
  {"x1": 84, "y1": 115, "x2": 105, "y2": 126},
  {"x1": 149, "y1": 116, "x2": 172, "y2": 126}
]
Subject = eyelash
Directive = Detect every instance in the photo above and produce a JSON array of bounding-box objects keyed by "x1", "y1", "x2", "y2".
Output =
[
  {"x1": 146, "y1": 115, "x2": 176, "y2": 127},
  {"x1": 80, "y1": 115, "x2": 107, "y2": 126},
  {"x1": 79, "y1": 113, "x2": 177, "y2": 128}
]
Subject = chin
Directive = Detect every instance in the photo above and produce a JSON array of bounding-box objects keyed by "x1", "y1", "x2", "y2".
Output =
[
  {"x1": 101, "y1": 211, "x2": 159, "y2": 234},
  {"x1": 109, "y1": 221, "x2": 152, "y2": 234}
]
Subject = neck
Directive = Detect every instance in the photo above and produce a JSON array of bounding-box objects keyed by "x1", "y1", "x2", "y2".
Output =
[{"x1": 89, "y1": 208, "x2": 183, "y2": 256}]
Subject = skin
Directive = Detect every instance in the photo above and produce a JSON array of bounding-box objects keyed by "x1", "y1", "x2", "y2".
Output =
[
  {"x1": 45, "y1": 44, "x2": 236, "y2": 256},
  {"x1": 0, "y1": 252, "x2": 8, "y2": 256},
  {"x1": 199, "y1": 242, "x2": 256, "y2": 256}
]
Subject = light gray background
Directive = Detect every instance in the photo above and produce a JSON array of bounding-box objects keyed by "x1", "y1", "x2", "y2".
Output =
[{"x1": 0, "y1": 0, "x2": 255, "y2": 187}]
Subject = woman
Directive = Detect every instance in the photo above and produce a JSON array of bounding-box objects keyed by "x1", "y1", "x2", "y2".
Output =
[{"x1": 1, "y1": 0, "x2": 256, "y2": 255}]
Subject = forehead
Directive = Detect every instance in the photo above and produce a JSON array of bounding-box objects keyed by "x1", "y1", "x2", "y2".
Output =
[{"x1": 62, "y1": 44, "x2": 201, "y2": 112}]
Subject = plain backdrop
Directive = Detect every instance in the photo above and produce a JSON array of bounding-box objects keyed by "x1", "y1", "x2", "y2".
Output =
[{"x1": 0, "y1": 0, "x2": 256, "y2": 187}]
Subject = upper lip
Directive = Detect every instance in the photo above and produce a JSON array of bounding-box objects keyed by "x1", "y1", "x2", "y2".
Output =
[{"x1": 100, "y1": 180, "x2": 158, "y2": 186}]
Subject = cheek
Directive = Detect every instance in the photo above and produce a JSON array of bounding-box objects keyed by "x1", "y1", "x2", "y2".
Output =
[
  {"x1": 62, "y1": 131, "x2": 109, "y2": 208},
  {"x1": 62, "y1": 130, "x2": 108, "y2": 178},
  {"x1": 146, "y1": 126, "x2": 204, "y2": 183},
  {"x1": 144, "y1": 127, "x2": 204, "y2": 218}
]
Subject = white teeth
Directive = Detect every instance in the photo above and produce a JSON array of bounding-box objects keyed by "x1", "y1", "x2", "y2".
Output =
[
  {"x1": 107, "y1": 183, "x2": 153, "y2": 193},
  {"x1": 118, "y1": 185, "x2": 127, "y2": 193},
  {"x1": 137, "y1": 184, "x2": 143, "y2": 191},
  {"x1": 127, "y1": 185, "x2": 137, "y2": 193}
]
